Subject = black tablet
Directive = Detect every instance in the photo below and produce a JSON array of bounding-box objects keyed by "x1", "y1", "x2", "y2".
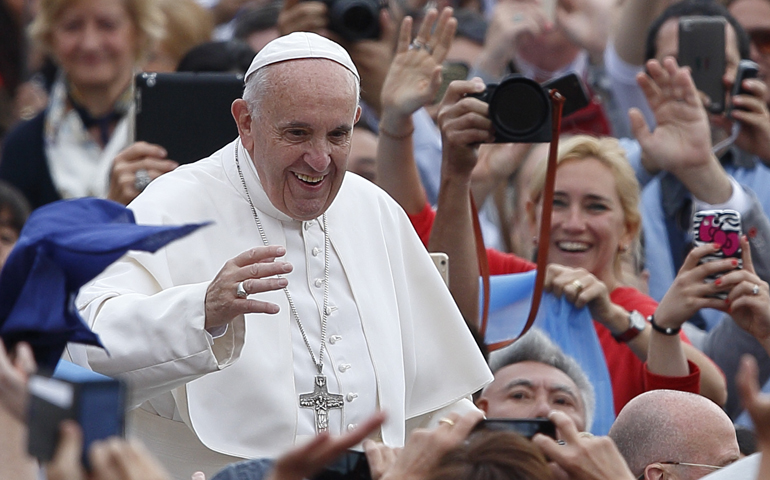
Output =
[{"x1": 134, "y1": 72, "x2": 244, "y2": 164}]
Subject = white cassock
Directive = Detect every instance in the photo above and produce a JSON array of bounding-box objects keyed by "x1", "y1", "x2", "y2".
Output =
[{"x1": 74, "y1": 140, "x2": 492, "y2": 479}]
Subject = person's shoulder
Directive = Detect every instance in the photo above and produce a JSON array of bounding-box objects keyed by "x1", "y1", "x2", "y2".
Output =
[{"x1": 2, "y1": 111, "x2": 46, "y2": 151}]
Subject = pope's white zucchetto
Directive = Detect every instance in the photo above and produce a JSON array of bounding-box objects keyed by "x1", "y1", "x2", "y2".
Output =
[{"x1": 244, "y1": 32, "x2": 360, "y2": 83}]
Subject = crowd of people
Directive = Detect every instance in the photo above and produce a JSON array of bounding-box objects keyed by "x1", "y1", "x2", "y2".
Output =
[{"x1": 6, "y1": 0, "x2": 770, "y2": 479}]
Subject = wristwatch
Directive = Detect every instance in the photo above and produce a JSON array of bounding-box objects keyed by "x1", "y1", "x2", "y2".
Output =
[{"x1": 613, "y1": 310, "x2": 647, "y2": 343}]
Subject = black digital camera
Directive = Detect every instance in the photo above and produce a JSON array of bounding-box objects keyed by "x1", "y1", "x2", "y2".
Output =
[
  {"x1": 314, "y1": 0, "x2": 382, "y2": 41},
  {"x1": 470, "y1": 75, "x2": 553, "y2": 143}
]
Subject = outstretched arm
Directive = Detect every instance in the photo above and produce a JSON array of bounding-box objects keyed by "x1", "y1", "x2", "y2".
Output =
[
  {"x1": 429, "y1": 79, "x2": 493, "y2": 326},
  {"x1": 376, "y1": 8, "x2": 456, "y2": 215}
]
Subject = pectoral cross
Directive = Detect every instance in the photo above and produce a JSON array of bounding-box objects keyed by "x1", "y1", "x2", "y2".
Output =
[{"x1": 299, "y1": 375, "x2": 344, "y2": 433}]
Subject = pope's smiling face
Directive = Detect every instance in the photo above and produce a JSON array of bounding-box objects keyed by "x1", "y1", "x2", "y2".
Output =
[{"x1": 237, "y1": 59, "x2": 361, "y2": 221}]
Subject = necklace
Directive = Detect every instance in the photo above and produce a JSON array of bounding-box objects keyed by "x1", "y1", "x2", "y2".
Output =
[{"x1": 234, "y1": 145, "x2": 343, "y2": 433}]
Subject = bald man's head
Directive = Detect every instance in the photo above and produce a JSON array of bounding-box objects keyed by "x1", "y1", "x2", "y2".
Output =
[{"x1": 609, "y1": 390, "x2": 739, "y2": 479}]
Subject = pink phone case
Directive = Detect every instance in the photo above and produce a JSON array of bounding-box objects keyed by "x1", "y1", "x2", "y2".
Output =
[{"x1": 692, "y1": 209, "x2": 742, "y2": 299}]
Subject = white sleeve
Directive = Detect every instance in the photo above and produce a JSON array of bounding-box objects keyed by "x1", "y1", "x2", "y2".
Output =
[{"x1": 76, "y1": 255, "x2": 245, "y2": 408}]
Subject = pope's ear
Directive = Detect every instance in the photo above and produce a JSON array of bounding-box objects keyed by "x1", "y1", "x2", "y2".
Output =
[{"x1": 232, "y1": 99, "x2": 255, "y2": 150}]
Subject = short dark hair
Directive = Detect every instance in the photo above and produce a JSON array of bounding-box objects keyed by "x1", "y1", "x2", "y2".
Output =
[{"x1": 644, "y1": 0, "x2": 751, "y2": 62}]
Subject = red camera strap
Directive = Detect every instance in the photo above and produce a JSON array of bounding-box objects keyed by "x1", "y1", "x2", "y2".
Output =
[{"x1": 480, "y1": 90, "x2": 565, "y2": 351}]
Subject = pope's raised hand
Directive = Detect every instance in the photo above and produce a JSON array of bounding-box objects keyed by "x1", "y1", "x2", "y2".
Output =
[{"x1": 204, "y1": 245, "x2": 292, "y2": 330}]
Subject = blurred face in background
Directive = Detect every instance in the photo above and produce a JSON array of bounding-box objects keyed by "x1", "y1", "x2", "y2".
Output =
[
  {"x1": 51, "y1": 0, "x2": 138, "y2": 93},
  {"x1": 729, "y1": 0, "x2": 770, "y2": 83}
]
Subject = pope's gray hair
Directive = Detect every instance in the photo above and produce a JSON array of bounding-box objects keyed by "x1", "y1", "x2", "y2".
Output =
[
  {"x1": 243, "y1": 60, "x2": 361, "y2": 116},
  {"x1": 488, "y1": 328, "x2": 596, "y2": 431}
]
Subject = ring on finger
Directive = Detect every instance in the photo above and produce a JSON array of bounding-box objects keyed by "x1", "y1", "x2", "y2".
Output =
[
  {"x1": 753, "y1": 284, "x2": 760, "y2": 295},
  {"x1": 409, "y1": 39, "x2": 425, "y2": 50},
  {"x1": 438, "y1": 417, "x2": 455, "y2": 426},
  {"x1": 134, "y1": 168, "x2": 152, "y2": 192},
  {"x1": 578, "y1": 432, "x2": 594, "y2": 439},
  {"x1": 571, "y1": 279, "x2": 584, "y2": 293},
  {"x1": 236, "y1": 281, "x2": 248, "y2": 298},
  {"x1": 513, "y1": 13, "x2": 524, "y2": 22}
]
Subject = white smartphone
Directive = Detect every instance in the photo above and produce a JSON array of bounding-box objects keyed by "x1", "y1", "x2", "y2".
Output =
[{"x1": 430, "y1": 252, "x2": 449, "y2": 287}]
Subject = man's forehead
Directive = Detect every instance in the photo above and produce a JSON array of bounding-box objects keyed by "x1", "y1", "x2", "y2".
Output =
[{"x1": 492, "y1": 361, "x2": 579, "y2": 394}]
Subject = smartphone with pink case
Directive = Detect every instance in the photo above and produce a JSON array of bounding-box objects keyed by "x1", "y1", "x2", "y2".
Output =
[{"x1": 692, "y1": 209, "x2": 742, "y2": 298}]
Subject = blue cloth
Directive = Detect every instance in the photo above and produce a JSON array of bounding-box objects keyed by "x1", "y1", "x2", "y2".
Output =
[
  {"x1": 211, "y1": 458, "x2": 275, "y2": 480},
  {"x1": 483, "y1": 270, "x2": 615, "y2": 435},
  {"x1": 0, "y1": 198, "x2": 208, "y2": 370}
]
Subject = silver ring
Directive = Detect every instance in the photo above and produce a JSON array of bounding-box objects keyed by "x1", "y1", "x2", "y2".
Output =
[
  {"x1": 236, "y1": 281, "x2": 248, "y2": 298},
  {"x1": 513, "y1": 13, "x2": 524, "y2": 22},
  {"x1": 134, "y1": 168, "x2": 152, "y2": 192},
  {"x1": 753, "y1": 284, "x2": 760, "y2": 295},
  {"x1": 409, "y1": 39, "x2": 425, "y2": 51}
]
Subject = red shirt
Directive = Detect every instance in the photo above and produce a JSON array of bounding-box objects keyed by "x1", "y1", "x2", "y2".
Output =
[{"x1": 408, "y1": 203, "x2": 700, "y2": 413}]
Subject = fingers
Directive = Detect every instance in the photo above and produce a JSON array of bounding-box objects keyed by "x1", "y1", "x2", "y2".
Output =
[
  {"x1": 741, "y1": 234, "x2": 756, "y2": 274},
  {"x1": 737, "y1": 354, "x2": 762, "y2": 413},
  {"x1": 13, "y1": 341, "x2": 37, "y2": 377},
  {"x1": 47, "y1": 421, "x2": 85, "y2": 480},
  {"x1": 544, "y1": 264, "x2": 601, "y2": 309},
  {"x1": 414, "y1": 8, "x2": 438, "y2": 44},
  {"x1": 429, "y1": 7, "x2": 457, "y2": 62},
  {"x1": 232, "y1": 246, "x2": 287, "y2": 267},
  {"x1": 396, "y1": 15, "x2": 413, "y2": 53},
  {"x1": 205, "y1": 247, "x2": 293, "y2": 329}
]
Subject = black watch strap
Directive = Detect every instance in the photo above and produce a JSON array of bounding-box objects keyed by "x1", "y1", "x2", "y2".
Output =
[{"x1": 649, "y1": 315, "x2": 681, "y2": 336}]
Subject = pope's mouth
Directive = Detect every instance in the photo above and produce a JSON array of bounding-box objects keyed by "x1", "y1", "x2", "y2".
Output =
[
  {"x1": 556, "y1": 241, "x2": 590, "y2": 253},
  {"x1": 294, "y1": 173, "x2": 325, "y2": 185}
]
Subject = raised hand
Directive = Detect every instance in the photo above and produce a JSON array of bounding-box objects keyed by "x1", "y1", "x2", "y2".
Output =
[
  {"x1": 266, "y1": 412, "x2": 386, "y2": 480},
  {"x1": 555, "y1": 0, "x2": 616, "y2": 56},
  {"x1": 632, "y1": 57, "x2": 732, "y2": 204},
  {"x1": 653, "y1": 243, "x2": 738, "y2": 332},
  {"x1": 476, "y1": 0, "x2": 551, "y2": 79},
  {"x1": 204, "y1": 246, "x2": 293, "y2": 330},
  {"x1": 380, "y1": 7, "x2": 457, "y2": 119},
  {"x1": 379, "y1": 411, "x2": 484, "y2": 480}
]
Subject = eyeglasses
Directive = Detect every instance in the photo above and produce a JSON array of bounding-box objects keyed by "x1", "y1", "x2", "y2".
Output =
[
  {"x1": 749, "y1": 29, "x2": 770, "y2": 56},
  {"x1": 635, "y1": 461, "x2": 723, "y2": 479}
]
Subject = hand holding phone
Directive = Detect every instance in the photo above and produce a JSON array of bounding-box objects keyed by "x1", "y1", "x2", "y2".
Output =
[{"x1": 692, "y1": 209, "x2": 742, "y2": 298}]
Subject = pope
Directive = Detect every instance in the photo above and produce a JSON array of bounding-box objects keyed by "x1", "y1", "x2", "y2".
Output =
[{"x1": 74, "y1": 31, "x2": 491, "y2": 479}]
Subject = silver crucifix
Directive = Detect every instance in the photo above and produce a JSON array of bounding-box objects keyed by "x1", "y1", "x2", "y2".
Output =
[{"x1": 299, "y1": 375, "x2": 344, "y2": 433}]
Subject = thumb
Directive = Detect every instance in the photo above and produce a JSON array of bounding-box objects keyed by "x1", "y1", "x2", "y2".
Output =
[
  {"x1": 629, "y1": 108, "x2": 651, "y2": 143},
  {"x1": 47, "y1": 421, "x2": 85, "y2": 480}
]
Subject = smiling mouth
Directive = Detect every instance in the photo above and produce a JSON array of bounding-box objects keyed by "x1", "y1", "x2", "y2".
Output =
[
  {"x1": 557, "y1": 241, "x2": 590, "y2": 252},
  {"x1": 294, "y1": 173, "x2": 324, "y2": 184}
]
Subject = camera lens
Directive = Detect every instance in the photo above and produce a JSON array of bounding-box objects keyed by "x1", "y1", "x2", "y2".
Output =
[
  {"x1": 489, "y1": 78, "x2": 549, "y2": 137},
  {"x1": 328, "y1": 0, "x2": 380, "y2": 41}
]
